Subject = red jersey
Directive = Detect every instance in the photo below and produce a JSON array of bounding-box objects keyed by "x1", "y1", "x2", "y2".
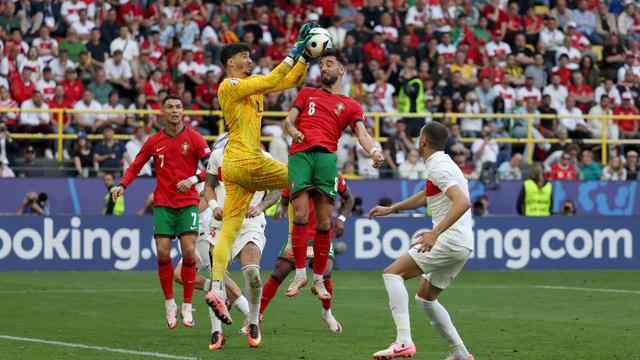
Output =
[
  {"x1": 613, "y1": 106, "x2": 640, "y2": 132},
  {"x1": 62, "y1": 79, "x2": 85, "y2": 104},
  {"x1": 549, "y1": 163, "x2": 577, "y2": 181},
  {"x1": 290, "y1": 87, "x2": 364, "y2": 155},
  {"x1": 282, "y1": 172, "x2": 347, "y2": 238},
  {"x1": 120, "y1": 126, "x2": 211, "y2": 208},
  {"x1": 195, "y1": 82, "x2": 217, "y2": 105}
]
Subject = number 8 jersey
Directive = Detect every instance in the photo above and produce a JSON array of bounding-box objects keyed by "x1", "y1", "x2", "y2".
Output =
[{"x1": 289, "y1": 87, "x2": 364, "y2": 155}]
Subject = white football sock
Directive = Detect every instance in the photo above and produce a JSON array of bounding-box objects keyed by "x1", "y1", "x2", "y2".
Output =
[
  {"x1": 232, "y1": 296, "x2": 250, "y2": 320},
  {"x1": 242, "y1": 265, "x2": 262, "y2": 325},
  {"x1": 415, "y1": 295, "x2": 470, "y2": 359},
  {"x1": 181, "y1": 303, "x2": 192, "y2": 312},
  {"x1": 211, "y1": 280, "x2": 225, "y2": 297},
  {"x1": 208, "y1": 307, "x2": 222, "y2": 333},
  {"x1": 203, "y1": 278, "x2": 212, "y2": 292},
  {"x1": 313, "y1": 273, "x2": 323, "y2": 282},
  {"x1": 165, "y1": 298, "x2": 176, "y2": 309},
  {"x1": 322, "y1": 308, "x2": 332, "y2": 317},
  {"x1": 382, "y1": 273, "x2": 412, "y2": 345},
  {"x1": 295, "y1": 268, "x2": 306, "y2": 277}
]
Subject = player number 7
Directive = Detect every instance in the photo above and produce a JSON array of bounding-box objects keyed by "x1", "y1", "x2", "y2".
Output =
[
  {"x1": 191, "y1": 212, "x2": 197, "y2": 227},
  {"x1": 159, "y1": 155, "x2": 165, "y2": 168}
]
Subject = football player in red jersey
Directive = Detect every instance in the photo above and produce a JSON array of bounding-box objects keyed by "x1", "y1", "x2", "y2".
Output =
[
  {"x1": 283, "y1": 48, "x2": 384, "y2": 299},
  {"x1": 260, "y1": 173, "x2": 354, "y2": 333},
  {"x1": 113, "y1": 95, "x2": 210, "y2": 329}
]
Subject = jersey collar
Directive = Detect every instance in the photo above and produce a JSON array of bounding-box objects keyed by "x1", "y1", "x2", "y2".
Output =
[{"x1": 163, "y1": 125, "x2": 186, "y2": 138}]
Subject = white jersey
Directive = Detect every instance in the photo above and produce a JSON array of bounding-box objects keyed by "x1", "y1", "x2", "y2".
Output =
[
  {"x1": 206, "y1": 147, "x2": 268, "y2": 231},
  {"x1": 424, "y1": 151, "x2": 474, "y2": 251}
]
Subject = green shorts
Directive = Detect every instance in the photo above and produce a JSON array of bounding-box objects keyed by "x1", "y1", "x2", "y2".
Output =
[
  {"x1": 277, "y1": 238, "x2": 335, "y2": 263},
  {"x1": 153, "y1": 206, "x2": 199, "y2": 238},
  {"x1": 288, "y1": 150, "x2": 338, "y2": 201}
]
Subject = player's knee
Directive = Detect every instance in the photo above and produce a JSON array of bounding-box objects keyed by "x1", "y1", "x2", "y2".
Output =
[
  {"x1": 315, "y1": 220, "x2": 331, "y2": 232},
  {"x1": 243, "y1": 265, "x2": 262, "y2": 289},
  {"x1": 292, "y1": 207, "x2": 309, "y2": 223}
]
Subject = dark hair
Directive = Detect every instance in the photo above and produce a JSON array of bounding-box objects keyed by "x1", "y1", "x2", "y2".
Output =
[
  {"x1": 320, "y1": 47, "x2": 347, "y2": 66},
  {"x1": 420, "y1": 121, "x2": 448, "y2": 151},
  {"x1": 162, "y1": 94, "x2": 183, "y2": 107},
  {"x1": 220, "y1": 43, "x2": 252, "y2": 68}
]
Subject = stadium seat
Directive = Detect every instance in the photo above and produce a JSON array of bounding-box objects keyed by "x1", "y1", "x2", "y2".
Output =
[
  {"x1": 534, "y1": 5, "x2": 550, "y2": 15},
  {"x1": 592, "y1": 45, "x2": 603, "y2": 62}
]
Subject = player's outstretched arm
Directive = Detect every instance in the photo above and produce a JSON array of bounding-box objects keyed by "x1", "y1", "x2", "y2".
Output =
[
  {"x1": 354, "y1": 122, "x2": 384, "y2": 168},
  {"x1": 368, "y1": 190, "x2": 426, "y2": 218},
  {"x1": 335, "y1": 186, "x2": 354, "y2": 238},
  {"x1": 283, "y1": 107, "x2": 304, "y2": 143},
  {"x1": 247, "y1": 189, "x2": 282, "y2": 218},
  {"x1": 412, "y1": 186, "x2": 471, "y2": 253},
  {"x1": 221, "y1": 22, "x2": 316, "y2": 101}
]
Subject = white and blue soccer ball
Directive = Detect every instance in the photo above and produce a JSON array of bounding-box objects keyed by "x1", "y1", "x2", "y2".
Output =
[{"x1": 305, "y1": 28, "x2": 333, "y2": 58}]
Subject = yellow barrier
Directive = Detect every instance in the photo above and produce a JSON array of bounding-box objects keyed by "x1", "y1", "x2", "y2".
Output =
[{"x1": 2, "y1": 108, "x2": 640, "y2": 165}]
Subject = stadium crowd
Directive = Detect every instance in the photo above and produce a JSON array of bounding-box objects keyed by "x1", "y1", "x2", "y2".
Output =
[{"x1": 0, "y1": 0, "x2": 640, "y2": 181}]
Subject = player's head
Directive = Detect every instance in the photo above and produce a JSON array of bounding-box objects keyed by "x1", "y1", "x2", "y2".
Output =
[
  {"x1": 161, "y1": 94, "x2": 184, "y2": 125},
  {"x1": 418, "y1": 121, "x2": 448, "y2": 157},
  {"x1": 319, "y1": 48, "x2": 347, "y2": 87},
  {"x1": 220, "y1": 43, "x2": 253, "y2": 77}
]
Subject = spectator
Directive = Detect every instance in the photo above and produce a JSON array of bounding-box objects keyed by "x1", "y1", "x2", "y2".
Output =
[
  {"x1": 177, "y1": 50, "x2": 204, "y2": 90},
  {"x1": 110, "y1": 26, "x2": 139, "y2": 62},
  {"x1": 0, "y1": 124, "x2": 19, "y2": 167},
  {"x1": 85, "y1": 28, "x2": 109, "y2": 69},
  {"x1": 525, "y1": 54, "x2": 548, "y2": 90},
  {"x1": 19, "y1": 91, "x2": 53, "y2": 159},
  {"x1": 602, "y1": 155, "x2": 627, "y2": 180},
  {"x1": 18, "y1": 146, "x2": 45, "y2": 177},
  {"x1": 568, "y1": 72, "x2": 594, "y2": 113},
  {"x1": 444, "y1": 123, "x2": 468, "y2": 157},
  {"x1": 0, "y1": 86, "x2": 19, "y2": 131},
  {"x1": 471, "y1": 125, "x2": 499, "y2": 173},
  {"x1": 72, "y1": 132, "x2": 94, "y2": 178},
  {"x1": 579, "y1": 55, "x2": 600, "y2": 90},
  {"x1": 71, "y1": 9, "x2": 95, "y2": 42},
  {"x1": 545, "y1": 141, "x2": 580, "y2": 172},
  {"x1": 625, "y1": 150, "x2": 639, "y2": 180},
  {"x1": 602, "y1": 34, "x2": 626, "y2": 82},
  {"x1": 176, "y1": 14, "x2": 201, "y2": 47},
  {"x1": 87, "y1": 69, "x2": 114, "y2": 105},
  {"x1": 104, "y1": 50, "x2": 133, "y2": 97},
  {"x1": 0, "y1": 158, "x2": 14, "y2": 177},
  {"x1": 59, "y1": 28, "x2": 88, "y2": 63},
  {"x1": 363, "y1": 32, "x2": 387, "y2": 67},
  {"x1": 132, "y1": 50, "x2": 156, "y2": 90},
  {"x1": 36, "y1": 67, "x2": 56, "y2": 103},
  {"x1": 475, "y1": 76, "x2": 497, "y2": 113},
  {"x1": 549, "y1": 150, "x2": 578, "y2": 180},
  {"x1": 473, "y1": 195, "x2": 489, "y2": 217},
  {"x1": 486, "y1": 30, "x2": 511, "y2": 67},
  {"x1": 537, "y1": 95, "x2": 559, "y2": 137},
  {"x1": 103, "y1": 172, "x2": 124, "y2": 215},
  {"x1": 613, "y1": 92, "x2": 640, "y2": 139},
  {"x1": 453, "y1": 151, "x2": 478, "y2": 180},
  {"x1": 99, "y1": 9, "x2": 119, "y2": 45},
  {"x1": 579, "y1": 149, "x2": 603, "y2": 180},
  {"x1": 540, "y1": 16, "x2": 565, "y2": 52},
  {"x1": 62, "y1": 68, "x2": 85, "y2": 104},
  {"x1": 551, "y1": 0, "x2": 574, "y2": 30},
  {"x1": 492, "y1": 74, "x2": 516, "y2": 111},
  {"x1": 73, "y1": 89, "x2": 104, "y2": 133},
  {"x1": 93, "y1": 126, "x2": 127, "y2": 176},
  {"x1": 11, "y1": 68, "x2": 36, "y2": 105},
  {"x1": 573, "y1": 0, "x2": 600, "y2": 45},
  {"x1": 595, "y1": 3, "x2": 618, "y2": 45},
  {"x1": 101, "y1": 90, "x2": 126, "y2": 132},
  {"x1": 516, "y1": 76, "x2": 542, "y2": 104},
  {"x1": 459, "y1": 91, "x2": 483, "y2": 137},
  {"x1": 594, "y1": 78, "x2": 622, "y2": 106},
  {"x1": 543, "y1": 73, "x2": 568, "y2": 111},
  {"x1": 559, "y1": 94, "x2": 590, "y2": 139},
  {"x1": 498, "y1": 153, "x2": 523, "y2": 180},
  {"x1": 17, "y1": 191, "x2": 50, "y2": 215},
  {"x1": 587, "y1": 95, "x2": 620, "y2": 148},
  {"x1": 559, "y1": 200, "x2": 577, "y2": 215},
  {"x1": 618, "y1": 3, "x2": 636, "y2": 41},
  {"x1": 398, "y1": 149, "x2": 427, "y2": 180},
  {"x1": 517, "y1": 163, "x2": 553, "y2": 216},
  {"x1": 49, "y1": 49, "x2": 77, "y2": 82},
  {"x1": 382, "y1": 121, "x2": 416, "y2": 178},
  {"x1": 127, "y1": 93, "x2": 156, "y2": 131},
  {"x1": 397, "y1": 71, "x2": 425, "y2": 136}
]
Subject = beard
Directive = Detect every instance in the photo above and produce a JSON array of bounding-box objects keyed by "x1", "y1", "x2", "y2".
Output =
[{"x1": 321, "y1": 73, "x2": 339, "y2": 87}]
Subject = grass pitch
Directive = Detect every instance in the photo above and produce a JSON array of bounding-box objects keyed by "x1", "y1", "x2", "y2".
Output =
[{"x1": 1, "y1": 270, "x2": 639, "y2": 360}]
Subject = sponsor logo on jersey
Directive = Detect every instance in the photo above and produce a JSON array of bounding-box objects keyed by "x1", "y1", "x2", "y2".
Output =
[
  {"x1": 228, "y1": 78, "x2": 238, "y2": 85},
  {"x1": 182, "y1": 141, "x2": 189, "y2": 155},
  {"x1": 334, "y1": 102, "x2": 345, "y2": 116}
]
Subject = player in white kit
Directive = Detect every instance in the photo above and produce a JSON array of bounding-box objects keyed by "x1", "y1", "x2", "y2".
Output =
[
  {"x1": 201, "y1": 146, "x2": 281, "y2": 349},
  {"x1": 368, "y1": 122, "x2": 475, "y2": 360}
]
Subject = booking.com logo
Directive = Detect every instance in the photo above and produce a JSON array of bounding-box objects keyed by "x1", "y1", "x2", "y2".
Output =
[{"x1": 353, "y1": 219, "x2": 634, "y2": 269}]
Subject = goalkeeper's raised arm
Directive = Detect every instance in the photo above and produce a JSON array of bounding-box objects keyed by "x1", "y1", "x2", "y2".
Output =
[{"x1": 217, "y1": 21, "x2": 317, "y2": 102}]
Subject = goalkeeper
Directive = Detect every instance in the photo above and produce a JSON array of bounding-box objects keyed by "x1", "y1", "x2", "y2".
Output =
[{"x1": 204, "y1": 22, "x2": 317, "y2": 341}]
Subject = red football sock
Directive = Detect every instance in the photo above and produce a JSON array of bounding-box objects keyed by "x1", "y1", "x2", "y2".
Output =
[
  {"x1": 260, "y1": 276, "x2": 281, "y2": 314},
  {"x1": 322, "y1": 278, "x2": 333, "y2": 310},
  {"x1": 312, "y1": 229, "x2": 331, "y2": 276},
  {"x1": 292, "y1": 222, "x2": 309, "y2": 270},
  {"x1": 181, "y1": 258, "x2": 197, "y2": 304},
  {"x1": 157, "y1": 257, "x2": 174, "y2": 300}
]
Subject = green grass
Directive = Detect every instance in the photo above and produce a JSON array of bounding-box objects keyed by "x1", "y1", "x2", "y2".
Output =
[{"x1": 1, "y1": 270, "x2": 639, "y2": 360}]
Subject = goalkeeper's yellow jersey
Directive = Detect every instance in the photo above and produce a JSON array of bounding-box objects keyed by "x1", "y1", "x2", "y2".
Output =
[{"x1": 217, "y1": 61, "x2": 308, "y2": 161}]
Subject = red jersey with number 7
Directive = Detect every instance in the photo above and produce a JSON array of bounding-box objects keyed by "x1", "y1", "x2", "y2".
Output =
[
  {"x1": 290, "y1": 87, "x2": 364, "y2": 155},
  {"x1": 120, "y1": 127, "x2": 210, "y2": 208}
]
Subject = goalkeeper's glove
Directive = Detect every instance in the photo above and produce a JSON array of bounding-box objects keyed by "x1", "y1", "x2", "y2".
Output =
[{"x1": 286, "y1": 21, "x2": 318, "y2": 61}]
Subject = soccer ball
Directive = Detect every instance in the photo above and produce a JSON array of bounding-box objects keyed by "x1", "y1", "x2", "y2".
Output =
[{"x1": 305, "y1": 28, "x2": 333, "y2": 58}]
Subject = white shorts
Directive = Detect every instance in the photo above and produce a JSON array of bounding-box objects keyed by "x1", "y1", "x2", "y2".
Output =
[
  {"x1": 408, "y1": 240, "x2": 472, "y2": 289},
  {"x1": 208, "y1": 227, "x2": 266, "y2": 262}
]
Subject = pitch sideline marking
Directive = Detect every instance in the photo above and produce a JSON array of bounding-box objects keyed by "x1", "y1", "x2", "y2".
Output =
[{"x1": 0, "y1": 335, "x2": 197, "y2": 360}]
